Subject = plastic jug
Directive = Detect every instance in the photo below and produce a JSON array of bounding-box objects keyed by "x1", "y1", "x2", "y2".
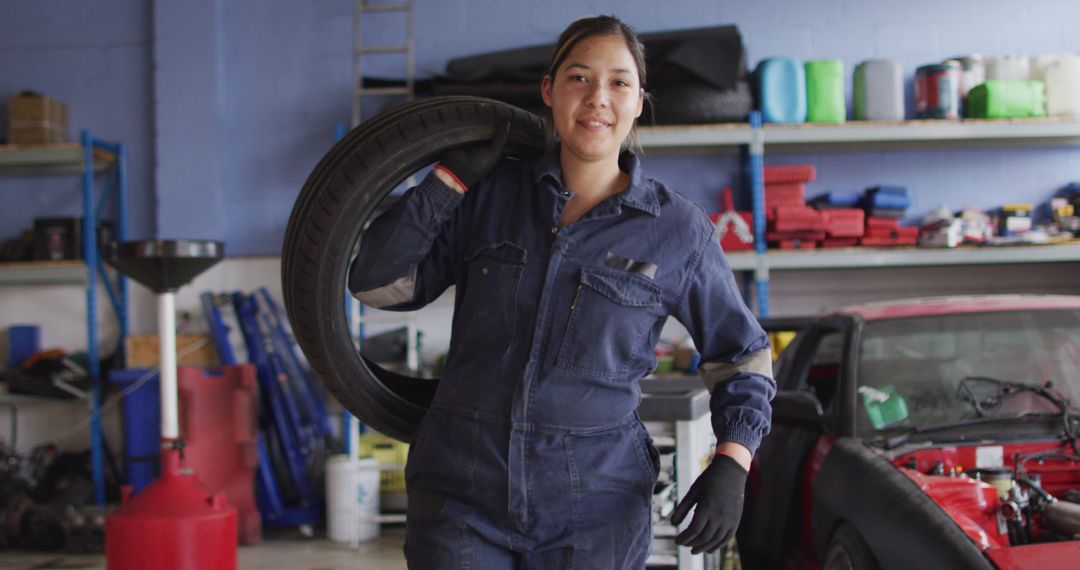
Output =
[
  {"x1": 805, "y1": 59, "x2": 845, "y2": 123},
  {"x1": 1045, "y1": 54, "x2": 1080, "y2": 116},
  {"x1": 854, "y1": 59, "x2": 904, "y2": 120},
  {"x1": 755, "y1": 58, "x2": 807, "y2": 124},
  {"x1": 987, "y1": 55, "x2": 1031, "y2": 81}
]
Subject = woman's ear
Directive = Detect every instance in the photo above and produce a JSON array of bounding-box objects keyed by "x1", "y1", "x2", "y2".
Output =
[
  {"x1": 541, "y1": 75, "x2": 554, "y2": 107},
  {"x1": 635, "y1": 87, "x2": 644, "y2": 118}
]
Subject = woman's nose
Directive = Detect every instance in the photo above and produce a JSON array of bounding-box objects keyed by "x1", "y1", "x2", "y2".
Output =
[{"x1": 585, "y1": 83, "x2": 609, "y2": 108}]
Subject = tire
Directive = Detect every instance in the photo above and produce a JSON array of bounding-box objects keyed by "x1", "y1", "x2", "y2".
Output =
[
  {"x1": 281, "y1": 96, "x2": 548, "y2": 442},
  {"x1": 821, "y1": 524, "x2": 881, "y2": 570}
]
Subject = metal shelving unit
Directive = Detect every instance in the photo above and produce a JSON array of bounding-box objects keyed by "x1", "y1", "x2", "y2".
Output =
[
  {"x1": 639, "y1": 116, "x2": 1080, "y2": 316},
  {"x1": 639, "y1": 116, "x2": 1080, "y2": 152},
  {"x1": 0, "y1": 131, "x2": 128, "y2": 505}
]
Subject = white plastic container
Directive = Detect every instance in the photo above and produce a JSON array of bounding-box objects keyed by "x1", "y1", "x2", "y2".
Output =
[
  {"x1": 987, "y1": 55, "x2": 1031, "y2": 81},
  {"x1": 326, "y1": 456, "x2": 381, "y2": 544},
  {"x1": 1045, "y1": 54, "x2": 1080, "y2": 116},
  {"x1": 1030, "y1": 53, "x2": 1065, "y2": 82}
]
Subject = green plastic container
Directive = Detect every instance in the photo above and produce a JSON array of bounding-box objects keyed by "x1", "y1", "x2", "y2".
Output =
[
  {"x1": 965, "y1": 80, "x2": 1046, "y2": 118},
  {"x1": 805, "y1": 60, "x2": 846, "y2": 123},
  {"x1": 859, "y1": 385, "x2": 909, "y2": 429}
]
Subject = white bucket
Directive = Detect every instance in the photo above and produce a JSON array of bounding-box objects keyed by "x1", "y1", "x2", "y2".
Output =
[
  {"x1": 325, "y1": 456, "x2": 381, "y2": 544},
  {"x1": 1046, "y1": 54, "x2": 1080, "y2": 116}
]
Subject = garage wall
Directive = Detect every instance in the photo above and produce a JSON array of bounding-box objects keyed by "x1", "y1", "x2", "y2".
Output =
[
  {"x1": 0, "y1": 0, "x2": 155, "y2": 241},
  {"x1": 3, "y1": 1, "x2": 1080, "y2": 351},
  {"x1": 3, "y1": 0, "x2": 1078, "y2": 251}
]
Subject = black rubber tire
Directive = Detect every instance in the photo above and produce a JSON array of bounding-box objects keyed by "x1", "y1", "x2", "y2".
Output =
[
  {"x1": 645, "y1": 80, "x2": 753, "y2": 125},
  {"x1": 281, "y1": 96, "x2": 547, "y2": 442},
  {"x1": 821, "y1": 523, "x2": 882, "y2": 570}
]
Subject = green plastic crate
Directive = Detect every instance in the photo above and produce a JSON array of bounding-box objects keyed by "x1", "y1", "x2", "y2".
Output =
[
  {"x1": 965, "y1": 80, "x2": 1046, "y2": 118},
  {"x1": 805, "y1": 60, "x2": 846, "y2": 123}
]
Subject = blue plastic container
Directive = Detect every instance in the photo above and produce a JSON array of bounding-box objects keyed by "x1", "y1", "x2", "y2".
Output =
[
  {"x1": 755, "y1": 57, "x2": 807, "y2": 124},
  {"x1": 6, "y1": 325, "x2": 41, "y2": 368},
  {"x1": 110, "y1": 368, "x2": 161, "y2": 493}
]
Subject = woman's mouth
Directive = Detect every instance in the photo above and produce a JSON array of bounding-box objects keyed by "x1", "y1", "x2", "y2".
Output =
[{"x1": 577, "y1": 118, "x2": 611, "y2": 131}]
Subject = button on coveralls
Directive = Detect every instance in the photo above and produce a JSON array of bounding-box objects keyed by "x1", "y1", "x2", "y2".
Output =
[{"x1": 350, "y1": 148, "x2": 775, "y2": 569}]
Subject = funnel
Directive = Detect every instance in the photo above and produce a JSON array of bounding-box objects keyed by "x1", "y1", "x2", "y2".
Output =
[
  {"x1": 104, "y1": 239, "x2": 237, "y2": 569},
  {"x1": 107, "y1": 240, "x2": 224, "y2": 293}
]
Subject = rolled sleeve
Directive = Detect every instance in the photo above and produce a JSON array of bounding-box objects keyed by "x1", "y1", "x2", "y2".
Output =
[
  {"x1": 348, "y1": 171, "x2": 466, "y2": 311},
  {"x1": 670, "y1": 222, "x2": 776, "y2": 455}
]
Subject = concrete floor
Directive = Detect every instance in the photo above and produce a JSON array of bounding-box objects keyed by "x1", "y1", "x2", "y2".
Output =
[{"x1": 0, "y1": 526, "x2": 408, "y2": 570}]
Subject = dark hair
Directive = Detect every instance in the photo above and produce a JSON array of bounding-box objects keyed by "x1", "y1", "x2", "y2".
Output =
[{"x1": 544, "y1": 15, "x2": 649, "y2": 153}]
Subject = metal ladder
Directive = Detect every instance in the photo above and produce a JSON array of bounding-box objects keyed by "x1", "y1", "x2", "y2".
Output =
[
  {"x1": 352, "y1": 0, "x2": 415, "y2": 127},
  {"x1": 349, "y1": 0, "x2": 421, "y2": 375}
]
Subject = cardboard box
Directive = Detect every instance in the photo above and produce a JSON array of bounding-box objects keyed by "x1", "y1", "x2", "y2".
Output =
[
  {"x1": 125, "y1": 334, "x2": 219, "y2": 368},
  {"x1": 7, "y1": 91, "x2": 68, "y2": 144}
]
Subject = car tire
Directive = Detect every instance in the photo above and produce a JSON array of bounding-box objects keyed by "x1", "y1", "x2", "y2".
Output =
[
  {"x1": 821, "y1": 524, "x2": 881, "y2": 570},
  {"x1": 281, "y1": 96, "x2": 548, "y2": 442}
]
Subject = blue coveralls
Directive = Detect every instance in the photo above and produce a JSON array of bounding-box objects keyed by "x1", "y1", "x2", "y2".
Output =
[{"x1": 350, "y1": 148, "x2": 775, "y2": 569}]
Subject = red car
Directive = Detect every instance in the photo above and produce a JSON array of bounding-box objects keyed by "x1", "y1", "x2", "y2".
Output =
[{"x1": 738, "y1": 295, "x2": 1080, "y2": 570}]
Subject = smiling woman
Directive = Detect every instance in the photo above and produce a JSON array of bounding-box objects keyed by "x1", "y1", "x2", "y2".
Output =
[{"x1": 333, "y1": 14, "x2": 775, "y2": 569}]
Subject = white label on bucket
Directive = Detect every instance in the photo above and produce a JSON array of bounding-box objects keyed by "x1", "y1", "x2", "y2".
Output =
[{"x1": 975, "y1": 446, "x2": 1004, "y2": 468}]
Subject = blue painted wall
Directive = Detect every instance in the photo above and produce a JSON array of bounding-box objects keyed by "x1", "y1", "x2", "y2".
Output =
[
  {"x1": 3, "y1": 0, "x2": 1078, "y2": 255},
  {"x1": 0, "y1": 0, "x2": 154, "y2": 241}
]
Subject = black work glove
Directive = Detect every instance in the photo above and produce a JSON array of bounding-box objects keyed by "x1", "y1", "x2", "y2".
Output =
[
  {"x1": 436, "y1": 121, "x2": 511, "y2": 191},
  {"x1": 670, "y1": 454, "x2": 748, "y2": 554}
]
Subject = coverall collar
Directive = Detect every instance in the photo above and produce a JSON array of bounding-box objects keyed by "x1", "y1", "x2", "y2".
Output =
[{"x1": 533, "y1": 146, "x2": 661, "y2": 217}]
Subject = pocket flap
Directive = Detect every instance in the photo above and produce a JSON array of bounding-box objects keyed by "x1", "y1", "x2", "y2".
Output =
[
  {"x1": 466, "y1": 241, "x2": 528, "y2": 265},
  {"x1": 580, "y1": 267, "x2": 662, "y2": 307}
]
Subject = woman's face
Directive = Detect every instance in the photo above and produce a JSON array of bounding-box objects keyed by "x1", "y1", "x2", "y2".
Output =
[{"x1": 541, "y1": 34, "x2": 644, "y2": 163}]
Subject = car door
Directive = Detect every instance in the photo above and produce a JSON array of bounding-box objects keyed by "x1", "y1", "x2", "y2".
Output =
[{"x1": 738, "y1": 317, "x2": 851, "y2": 570}]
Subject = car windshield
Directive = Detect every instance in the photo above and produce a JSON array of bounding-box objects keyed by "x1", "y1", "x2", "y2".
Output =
[{"x1": 855, "y1": 309, "x2": 1080, "y2": 437}]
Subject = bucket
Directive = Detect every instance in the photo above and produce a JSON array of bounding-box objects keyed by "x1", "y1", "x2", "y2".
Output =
[
  {"x1": 915, "y1": 62, "x2": 962, "y2": 119},
  {"x1": 325, "y1": 456, "x2": 380, "y2": 544}
]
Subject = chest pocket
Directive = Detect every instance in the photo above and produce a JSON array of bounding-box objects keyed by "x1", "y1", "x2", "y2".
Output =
[
  {"x1": 556, "y1": 266, "x2": 662, "y2": 379},
  {"x1": 456, "y1": 242, "x2": 527, "y2": 353}
]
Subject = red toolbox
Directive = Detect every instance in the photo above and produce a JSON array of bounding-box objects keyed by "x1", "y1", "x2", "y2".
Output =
[
  {"x1": 771, "y1": 206, "x2": 824, "y2": 232},
  {"x1": 709, "y1": 187, "x2": 755, "y2": 251},
  {"x1": 178, "y1": 365, "x2": 261, "y2": 545},
  {"x1": 822, "y1": 209, "x2": 865, "y2": 237},
  {"x1": 865, "y1": 216, "x2": 900, "y2": 234},
  {"x1": 765, "y1": 183, "x2": 806, "y2": 220},
  {"x1": 764, "y1": 164, "x2": 816, "y2": 184}
]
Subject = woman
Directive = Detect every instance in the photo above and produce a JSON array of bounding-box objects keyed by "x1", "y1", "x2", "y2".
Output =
[{"x1": 350, "y1": 15, "x2": 774, "y2": 569}]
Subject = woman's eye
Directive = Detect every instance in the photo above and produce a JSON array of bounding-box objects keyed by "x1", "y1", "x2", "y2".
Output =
[
  {"x1": 614, "y1": 80, "x2": 630, "y2": 88},
  {"x1": 569, "y1": 74, "x2": 587, "y2": 82}
]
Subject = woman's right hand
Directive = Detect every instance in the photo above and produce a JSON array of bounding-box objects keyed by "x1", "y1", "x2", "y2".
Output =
[{"x1": 435, "y1": 121, "x2": 511, "y2": 194}]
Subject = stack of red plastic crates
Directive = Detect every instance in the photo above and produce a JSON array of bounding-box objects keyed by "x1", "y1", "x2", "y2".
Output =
[
  {"x1": 861, "y1": 216, "x2": 920, "y2": 246},
  {"x1": 765, "y1": 164, "x2": 823, "y2": 249},
  {"x1": 820, "y1": 209, "x2": 865, "y2": 247}
]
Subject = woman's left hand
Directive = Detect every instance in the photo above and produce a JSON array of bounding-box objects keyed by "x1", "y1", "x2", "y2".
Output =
[{"x1": 670, "y1": 454, "x2": 748, "y2": 554}]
